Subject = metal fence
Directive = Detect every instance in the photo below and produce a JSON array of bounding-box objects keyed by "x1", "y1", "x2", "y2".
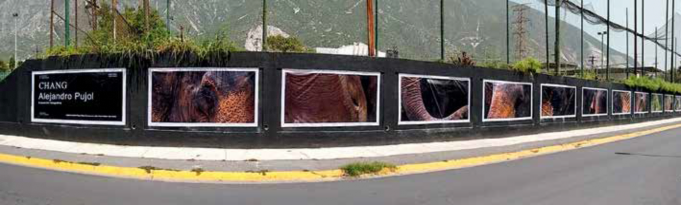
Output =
[{"x1": 41, "y1": 0, "x2": 681, "y2": 82}]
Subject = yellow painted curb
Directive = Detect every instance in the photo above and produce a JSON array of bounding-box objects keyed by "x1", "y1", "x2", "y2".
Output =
[{"x1": 0, "y1": 123, "x2": 679, "y2": 183}]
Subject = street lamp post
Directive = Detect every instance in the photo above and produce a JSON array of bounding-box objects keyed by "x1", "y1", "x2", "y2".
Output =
[
  {"x1": 598, "y1": 31, "x2": 608, "y2": 70},
  {"x1": 13, "y1": 12, "x2": 18, "y2": 70}
]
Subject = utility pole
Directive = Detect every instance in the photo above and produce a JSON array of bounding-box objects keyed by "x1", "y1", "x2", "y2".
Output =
[
  {"x1": 440, "y1": 0, "x2": 444, "y2": 61},
  {"x1": 626, "y1": 8, "x2": 630, "y2": 78},
  {"x1": 513, "y1": 4, "x2": 530, "y2": 61},
  {"x1": 143, "y1": 0, "x2": 150, "y2": 32},
  {"x1": 589, "y1": 55, "x2": 597, "y2": 78},
  {"x1": 375, "y1": 0, "x2": 378, "y2": 56},
  {"x1": 13, "y1": 13, "x2": 18, "y2": 70},
  {"x1": 75, "y1": 0, "x2": 78, "y2": 48},
  {"x1": 642, "y1": 0, "x2": 645, "y2": 68},
  {"x1": 50, "y1": 0, "x2": 55, "y2": 48},
  {"x1": 545, "y1": 0, "x2": 550, "y2": 71},
  {"x1": 606, "y1": 0, "x2": 610, "y2": 80},
  {"x1": 167, "y1": 0, "x2": 171, "y2": 34},
  {"x1": 656, "y1": 26, "x2": 659, "y2": 78},
  {"x1": 634, "y1": 0, "x2": 638, "y2": 76},
  {"x1": 672, "y1": 0, "x2": 676, "y2": 82},
  {"x1": 112, "y1": 0, "x2": 117, "y2": 43},
  {"x1": 554, "y1": 0, "x2": 561, "y2": 75},
  {"x1": 92, "y1": 0, "x2": 98, "y2": 29},
  {"x1": 65, "y1": 0, "x2": 71, "y2": 47},
  {"x1": 599, "y1": 31, "x2": 607, "y2": 70},
  {"x1": 180, "y1": 25, "x2": 184, "y2": 42},
  {"x1": 262, "y1": 0, "x2": 267, "y2": 51},
  {"x1": 580, "y1": 0, "x2": 584, "y2": 77},
  {"x1": 666, "y1": 0, "x2": 670, "y2": 81},
  {"x1": 506, "y1": 0, "x2": 510, "y2": 65},
  {"x1": 366, "y1": 0, "x2": 375, "y2": 57}
]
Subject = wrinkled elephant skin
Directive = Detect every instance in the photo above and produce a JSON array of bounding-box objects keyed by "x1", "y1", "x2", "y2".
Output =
[
  {"x1": 151, "y1": 71, "x2": 255, "y2": 123},
  {"x1": 541, "y1": 86, "x2": 576, "y2": 117},
  {"x1": 284, "y1": 73, "x2": 376, "y2": 123},
  {"x1": 487, "y1": 83, "x2": 528, "y2": 119}
]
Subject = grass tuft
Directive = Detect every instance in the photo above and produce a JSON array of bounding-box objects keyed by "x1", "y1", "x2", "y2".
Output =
[
  {"x1": 77, "y1": 162, "x2": 102, "y2": 166},
  {"x1": 340, "y1": 161, "x2": 397, "y2": 177}
]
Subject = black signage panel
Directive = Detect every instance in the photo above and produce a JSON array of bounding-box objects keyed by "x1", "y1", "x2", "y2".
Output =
[{"x1": 32, "y1": 69, "x2": 126, "y2": 125}]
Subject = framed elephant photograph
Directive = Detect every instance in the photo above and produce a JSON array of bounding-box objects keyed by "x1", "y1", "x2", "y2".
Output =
[
  {"x1": 398, "y1": 74, "x2": 470, "y2": 125},
  {"x1": 676, "y1": 96, "x2": 681, "y2": 112},
  {"x1": 148, "y1": 68, "x2": 259, "y2": 127},
  {"x1": 281, "y1": 69, "x2": 380, "y2": 127},
  {"x1": 483, "y1": 80, "x2": 533, "y2": 122},
  {"x1": 582, "y1": 87, "x2": 608, "y2": 117},
  {"x1": 651, "y1": 94, "x2": 663, "y2": 113},
  {"x1": 635, "y1": 92, "x2": 649, "y2": 114},
  {"x1": 540, "y1": 84, "x2": 577, "y2": 119},
  {"x1": 612, "y1": 90, "x2": 632, "y2": 115},
  {"x1": 664, "y1": 95, "x2": 674, "y2": 112}
]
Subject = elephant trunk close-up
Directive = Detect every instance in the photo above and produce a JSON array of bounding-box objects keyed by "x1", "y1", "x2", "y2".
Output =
[
  {"x1": 487, "y1": 84, "x2": 525, "y2": 119},
  {"x1": 401, "y1": 77, "x2": 467, "y2": 121}
]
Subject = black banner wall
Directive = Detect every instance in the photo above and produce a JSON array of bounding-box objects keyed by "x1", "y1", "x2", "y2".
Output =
[{"x1": 32, "y1": 69, "x2": 126, "y2": 125}]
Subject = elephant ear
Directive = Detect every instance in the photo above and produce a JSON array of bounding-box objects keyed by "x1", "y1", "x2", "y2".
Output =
[{"x1": 401, "y1": 77, "x2": 467, "y2": 121}]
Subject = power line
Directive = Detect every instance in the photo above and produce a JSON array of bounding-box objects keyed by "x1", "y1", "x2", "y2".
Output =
[{"x1": 512, "y1": 4, "x2": 531, "y2": 61}]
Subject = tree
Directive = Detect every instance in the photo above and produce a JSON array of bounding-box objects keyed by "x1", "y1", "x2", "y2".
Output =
[
  {"x1": 512, "y1": 57, "x2": 542, "y2": 74},
  {"x1": 8, "y1": 57, "x2": 15, "y2": 70},
  {"x1": 265, "y1": 35, "x2": 309, "y2": 53},
  {"x1": 86, "y1": 3, "x2": 169, "y2": 50},
  {"x1": 0, "y1": 60, "x2": 8, "y2": 72}
]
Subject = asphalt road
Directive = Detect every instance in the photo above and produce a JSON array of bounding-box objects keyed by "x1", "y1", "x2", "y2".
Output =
[{"x1": 1, "y1": 127, "x2": 681, "y2": 205}]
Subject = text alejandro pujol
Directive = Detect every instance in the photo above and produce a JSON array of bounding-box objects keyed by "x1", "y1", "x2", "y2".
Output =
[{"x1": 37, "y1": 81, "x2": 94, "y2": 105}]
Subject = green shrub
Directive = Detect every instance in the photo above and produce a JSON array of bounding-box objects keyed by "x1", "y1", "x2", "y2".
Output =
[
  {"x1": 624, "y1": 76, "x2": 681, "y2": 94},
  {"x1": 479, "y1": 60, "x2": 509, "y2": 69},
  {"x1": 0, "y1": 60, "x2": 8, "y2": 72},
  {"x1": 37, "y1": 3, "x2": 240, "y2": 60},
  {"x1": 265, "y1": 35, "x2": 311, "y2": 53},
  {"x1": 340, "y1": 162, "x2": 397, "y2": 177},
  {"x1": 580, "y1": 70, "x2": 599, "y2": 80},
  {"x1": 512, "y1": 57, "x2": 542, "y2": 74}
]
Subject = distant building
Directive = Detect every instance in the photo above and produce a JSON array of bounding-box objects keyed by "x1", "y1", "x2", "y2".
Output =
[{"x1": 316, "y1": 42, "x2": 386, "y2": 57}]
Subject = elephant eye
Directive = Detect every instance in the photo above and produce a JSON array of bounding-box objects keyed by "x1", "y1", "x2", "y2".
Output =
[{"x1": 352, "y1": 97, "x2": 359, "y2": 107}]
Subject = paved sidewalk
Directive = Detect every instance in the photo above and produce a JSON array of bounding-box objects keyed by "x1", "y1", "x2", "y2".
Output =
[{"x1": 0, "y1": 117, "x2": 679, "y2": 172}]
